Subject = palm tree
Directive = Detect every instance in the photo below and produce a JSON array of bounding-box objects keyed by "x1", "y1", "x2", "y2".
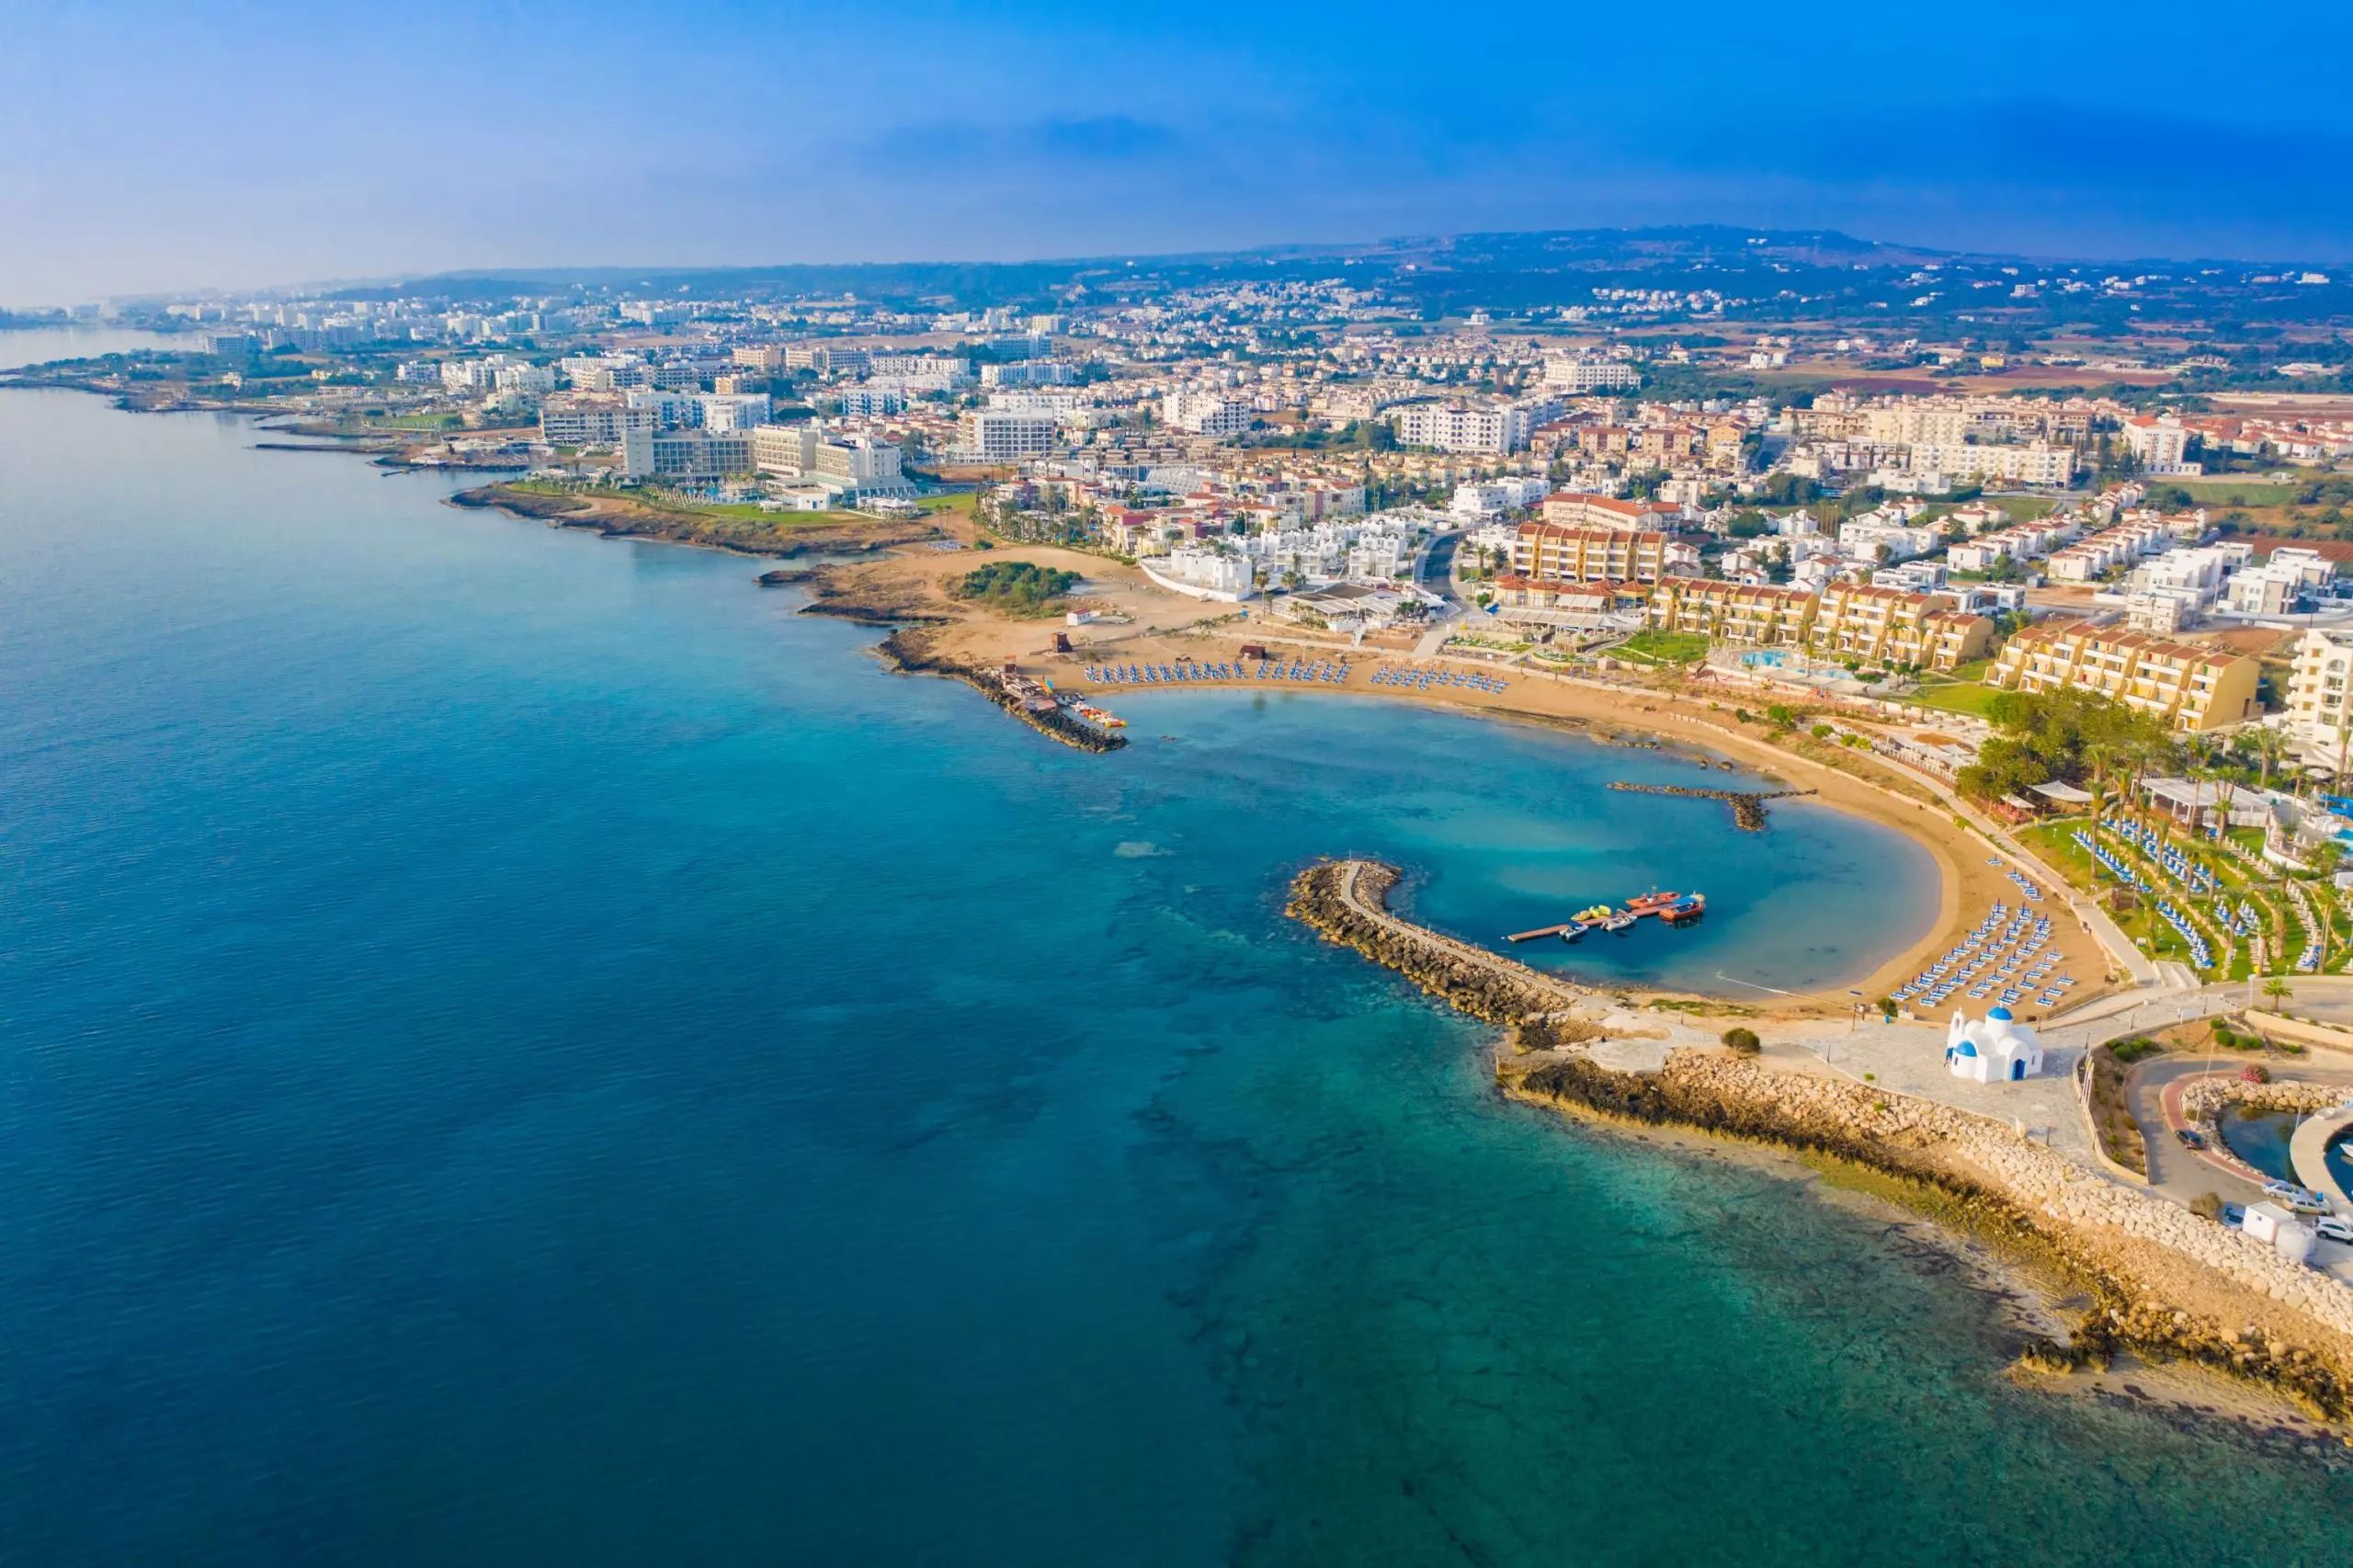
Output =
[
  {"x1": 2262, "y1": 972, "x2": 2293, "y2": 1016},
  {"x1": 2082, "y1": 739, "x2": 2119, "y2": 838},
  {"x1": 2248, "y1": 723, "x2": 2290, "y2": 793}
]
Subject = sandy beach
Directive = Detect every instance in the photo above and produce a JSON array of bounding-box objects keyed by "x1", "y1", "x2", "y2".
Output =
[{"x1": 816, "y1": 535, "x2": 2112, "y2": 1022}]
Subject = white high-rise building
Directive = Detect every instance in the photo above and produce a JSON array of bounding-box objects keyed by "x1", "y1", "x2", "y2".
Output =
[
  {"x1": 2285, "y1": 626, "x2": 2353, "y2": 768},
  {"x1": 1392, "y1": 396, "x2": 1561, "y2": 454},
  {"x1": 959, "y1": 410, "x2": 1059, "y2": 461},
  {"x1": 697, "y1": 392, "x2": 772, "y2": 431}
]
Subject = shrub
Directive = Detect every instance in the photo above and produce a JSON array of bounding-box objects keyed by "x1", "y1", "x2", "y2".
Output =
[
  {"x1": 950, "y1": 559, "x2": 1079, "y2": 614},
  {"x1": 2109, "y1": 1038, "x2": 2165, "y2": 1064},
  {"x1": 2190, "y1": 1191, "x2": 2224, "y2": 1221},
  {"x1": 2243, "y1": 1063, "x2": 2270, "y2": 1085},
  {"x1": 1812, "y1": 723, "x2": 1835, "y2": 740},
  {"x1": 1722, "y1": 1027, "x2": 1762, "y2": 1055},
  {"x1": 2211, "y1": 1022, "x2": 2236, "y2": 1048},
  {"x1": 2085, "y1": 1044, "x2": 2148, "y2": 1174}
]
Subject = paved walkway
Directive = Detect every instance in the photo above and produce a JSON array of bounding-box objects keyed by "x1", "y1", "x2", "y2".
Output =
[
  {"x1": 1767, "y1": 1014, "x2": 2093, "y2": 1163},
  {"x1": 2292, "y1": 1107, "x2": 2353, "y2": 1212}
]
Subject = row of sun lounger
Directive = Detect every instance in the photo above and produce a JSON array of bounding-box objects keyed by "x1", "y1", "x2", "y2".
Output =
[{"x1": 1892, "y1": 901, "x2": 2075, "y2": 1011}]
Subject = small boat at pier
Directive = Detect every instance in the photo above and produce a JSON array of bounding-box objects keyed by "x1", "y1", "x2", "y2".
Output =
[{"x1": 1508, "y1": 892, "x2": 1706, "y2": 943}]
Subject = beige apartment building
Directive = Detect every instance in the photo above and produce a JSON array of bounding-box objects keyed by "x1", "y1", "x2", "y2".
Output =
[
  {"x1": 1643, "y1": 580, "x2": 1993, "y2": 671},
  {"x1": 1510, "y1": 524, "x2": 1676, "y2": 583},
  {"x1": 1538, "y1": 493, "x2": 1684, "y2": 531},
  {"x1": 1812, "y1": 585, "x2": 1995, "y2": 670},
  {"x1": 1983, "y1": 622, "x2": 2260, "y2": 731},
  {"x1": 1644, "y1": 580, "x2": 1816, "y2": 649}
]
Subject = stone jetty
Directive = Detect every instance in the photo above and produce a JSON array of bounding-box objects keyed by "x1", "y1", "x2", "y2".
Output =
[
  {"x1": 1606, "y1": 780, "x2": 1815, "y2": 831},
  {"x1": 1285, "y1": 855, "x2": 2353, "y2": 1424},
  {"x1": 1285, "y1": 858, "x2": 1586, "y2": 1025}
]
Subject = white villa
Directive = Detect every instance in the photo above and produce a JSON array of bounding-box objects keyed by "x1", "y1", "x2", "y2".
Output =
[{"x1": 1946, "y1": 1007, "x2": 2044, "y2": 1083}]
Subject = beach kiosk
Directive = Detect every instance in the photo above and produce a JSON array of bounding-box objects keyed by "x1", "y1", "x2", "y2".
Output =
[
  {"x1": 1945, "y1": 1006, "x2": 2044, "y2": 1083},
  {"x1": 2243, "y1": 1201, "x2": 2317, "y2": 1265}
]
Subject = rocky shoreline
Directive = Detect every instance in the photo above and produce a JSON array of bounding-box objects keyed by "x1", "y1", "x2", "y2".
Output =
[
  {"x1": 449, "y1": 482, "x2": 944, "y2": 559},
  {"x1": 877, "y1": 631, "x2": 1127, "y2": 754},
  {"x1": 1288, "y1": 854, "x2": 2353, "y2": 1429}
]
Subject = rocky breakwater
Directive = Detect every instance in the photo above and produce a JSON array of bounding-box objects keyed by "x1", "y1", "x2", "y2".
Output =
[
  {"x1": 1510, "y1": 1048, "x2": 2353, "y2": 1422},
  {"x1": 876, "y1": 631, "x2": 1126, "y2": 755},
  {"x1": 1286, "y1": 859, "x2": 1588, "y2": 1026},
  {"x1": 1604, "y1": 781, "x2": 1814, "y2": 832}
]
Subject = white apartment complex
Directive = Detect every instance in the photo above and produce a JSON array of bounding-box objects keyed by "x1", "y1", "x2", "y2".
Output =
[
  {"x1": 1541, "y1": 357, "x2": 1642, "y2": 394},
  {"x1": 1162, "y1": 391, "x2": 1255, "y2": 436},
  {"x1": 1392, "y1": 396, "x2": 1563, "y2": 454}
]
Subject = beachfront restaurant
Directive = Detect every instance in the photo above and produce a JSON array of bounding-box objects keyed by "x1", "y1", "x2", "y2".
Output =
[
  {"x1": 2029, "y1": 781, "x2": 2096, "y2": 815},
  {"x1": 2137, "y1": 776, "x2": 2237, "y2": 832}
]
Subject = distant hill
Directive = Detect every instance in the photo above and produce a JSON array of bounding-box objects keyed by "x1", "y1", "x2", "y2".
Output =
[
  {"x1": 375, "y1": 226, "x2": 1953, "y2": 307},
  {"x1": 361, "y1": 225, "x2": 2346, "y2": 336}
]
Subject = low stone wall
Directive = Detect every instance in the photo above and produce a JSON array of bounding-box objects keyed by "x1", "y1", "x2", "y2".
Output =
[
  {"x1": 2075, "y1": 1051, "x2": 2149, "y2": 1186},
  {"x1": 2246, "y1": 1009, "x2": 2353, "y2": 1053},
  {"x1": 2179, "y1": 1076, "x2": 2347, "y2": 1125}
]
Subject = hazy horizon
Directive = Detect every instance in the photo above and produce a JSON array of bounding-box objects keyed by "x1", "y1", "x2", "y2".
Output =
[{"x1": 8, "y1": 0, "x2": 2353, "y2": 305}]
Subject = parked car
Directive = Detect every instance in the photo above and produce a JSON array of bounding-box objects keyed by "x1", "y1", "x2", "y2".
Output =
[
  {"x1": 2263, "y1": 1179, "x2": 2325, "y2": 1210},
  {"x1": 2175, "y1": 1128, "x2": 2206, "y2": 1150},
  {"x1": 2316, "y1": 1215, "x2": 2353, "y2": 1245}
]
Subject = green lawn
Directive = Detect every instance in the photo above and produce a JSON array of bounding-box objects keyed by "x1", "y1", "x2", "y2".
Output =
[
  {"x1": 2175, "y1": 479, "x2": 2299, "y2": 507},
  {"x1": 1615, "y1": 630, "x2": 1711, "y2": 665},
  {"x1": 2018, "y1": 815, "x2": 2283, "y2": 982},
  {"x1": 1904, "y1": 679, "x2": 2003, "y2": 718}
]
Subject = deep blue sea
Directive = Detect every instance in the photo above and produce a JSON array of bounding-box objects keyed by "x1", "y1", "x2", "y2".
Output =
[{"x1": 4, "y1": 387, "x2": 2351, "y2": 1564}]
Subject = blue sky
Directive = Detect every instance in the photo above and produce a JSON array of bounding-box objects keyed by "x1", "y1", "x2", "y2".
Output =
[{"x1": 6, "y1": 0, "x2": 2351, "y2": 302}]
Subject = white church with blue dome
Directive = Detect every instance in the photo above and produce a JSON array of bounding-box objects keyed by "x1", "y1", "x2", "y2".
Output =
[{"x1": 1946, "y1": 1007, "x2": 2043, "y2": 1083}]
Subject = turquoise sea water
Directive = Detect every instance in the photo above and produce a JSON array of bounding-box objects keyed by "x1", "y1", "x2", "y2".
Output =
[{"x1": 4, "y1": 389, "x2": 2351, "y2": 1563}]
